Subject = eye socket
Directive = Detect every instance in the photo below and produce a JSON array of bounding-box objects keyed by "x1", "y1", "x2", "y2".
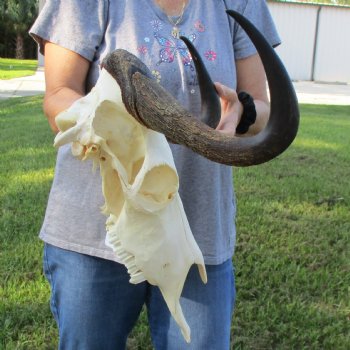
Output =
[{"x1": 138, "y1": 165, "x2": 178, "y2": 205}]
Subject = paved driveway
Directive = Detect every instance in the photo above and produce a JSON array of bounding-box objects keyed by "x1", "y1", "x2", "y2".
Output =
[{"x1": 0, "y1": 68, "x2": 349, "y2": 105}]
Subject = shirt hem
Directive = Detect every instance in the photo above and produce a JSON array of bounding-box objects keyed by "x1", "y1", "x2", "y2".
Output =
[
  {"x1": 203, "y1": 251, "x2": 234, "y2": 265},
  {"x1": 39, "y1": 233, "x2": 233, "y2": 266},
  {"x1": 39, "y1": 233, "x2": 122, "y2": 263}
]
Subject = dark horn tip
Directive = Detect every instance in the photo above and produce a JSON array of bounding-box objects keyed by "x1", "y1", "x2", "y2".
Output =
[
  {"x1": 180, "y1": 36, "x2": 221, "y2": 129},
  {"x1": 226, "y1": 8, "x2": 300, "y2": 163}
]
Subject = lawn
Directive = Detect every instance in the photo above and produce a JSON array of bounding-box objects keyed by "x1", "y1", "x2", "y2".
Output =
[
  {"x1": 0, "y1": 96, "x2": 349, "y2": 349},
  {"x1": 0, "y1": 58, "x2": 38, "y2": 80}
]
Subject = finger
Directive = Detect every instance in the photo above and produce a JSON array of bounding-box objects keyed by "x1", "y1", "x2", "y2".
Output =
[
  {"x1": 216, "y1": 114, "x2": 238, "y2": 134},
  {"x1": 214, "y1": 82, "x2": 225, "y2": 98},
  {"x1": 217, "y1": 120, "x2": 236, "y2": 134},
  {"x1": 214, "y1": 82, "x2": 237, "y2": 101}
]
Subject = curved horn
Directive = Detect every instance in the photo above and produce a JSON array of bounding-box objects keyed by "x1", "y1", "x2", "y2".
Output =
[
  {"x1": 180, "y1": 36, "x2": 221, "y2": 129},
  {"x1": 102, "y1": 11, "x2": 299, "y2": 166}
]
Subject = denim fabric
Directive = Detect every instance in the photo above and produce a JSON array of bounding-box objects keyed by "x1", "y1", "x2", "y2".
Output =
[{"x1": 43, "y1": 244, "x2": 236, "y2": 350}]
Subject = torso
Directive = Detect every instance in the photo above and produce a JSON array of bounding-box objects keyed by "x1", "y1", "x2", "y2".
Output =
[{"x1": 35, "y1": 0, "x2": 279, "y2": 265}]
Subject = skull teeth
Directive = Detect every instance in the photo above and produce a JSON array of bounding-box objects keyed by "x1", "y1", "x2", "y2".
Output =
[
  {"x1": 123, "y1": 255, "x2": 134, "y2": 264},
  {"x1": 111, "y1": 238, "x2": 145, "y2": 283},
  {"x1": 119, "y1": 251, "x2": 131, "y2": 260},
  {"x1": 115, "y1": 246, "x2": 125, "y2": 255},
  {"x1": 129, "y1": 271, "x2": 146, "y2": 284},
  {"x1": 127, "y1": 265, "x2": 141, "y2": 275},
  {"x1": 113, "y1": 238, "x2": 122, "y2": 247},
  {"x1": 125, "y1": 259, "x2": 136, "y2": 270}
]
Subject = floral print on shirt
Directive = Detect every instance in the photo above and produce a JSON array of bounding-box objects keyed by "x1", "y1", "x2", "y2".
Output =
[{"x1": 138, "y1": 15, "x2": 217, "y2": 91}]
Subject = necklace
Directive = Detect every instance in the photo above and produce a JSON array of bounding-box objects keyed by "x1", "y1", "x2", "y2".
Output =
[{"x1": 159, "y1": 1, "x2": 186, "y2": 39}]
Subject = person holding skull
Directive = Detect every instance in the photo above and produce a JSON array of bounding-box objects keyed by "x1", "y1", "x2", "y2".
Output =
[{"x1": 29, "y1": 1, "x2": 293, "y2": 349}]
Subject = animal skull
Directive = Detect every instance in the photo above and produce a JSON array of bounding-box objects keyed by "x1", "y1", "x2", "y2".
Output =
[{"x1": 54, "y1": 69, "x2": 207, "y2": 343}]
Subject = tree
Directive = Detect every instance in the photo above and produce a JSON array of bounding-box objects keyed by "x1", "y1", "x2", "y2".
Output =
[{"x1": 5, "y1": 0, "x2": 38, "y2": 59}]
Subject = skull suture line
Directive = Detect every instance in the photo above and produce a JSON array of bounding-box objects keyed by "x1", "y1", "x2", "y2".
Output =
[{"x1": 54, "y1": 69, "x2": 207, "y2": 343}]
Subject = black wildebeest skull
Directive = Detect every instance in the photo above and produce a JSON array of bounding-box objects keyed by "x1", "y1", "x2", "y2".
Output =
[{"x1": 101, "y1": 10, "x2": 300, "y2": 167}]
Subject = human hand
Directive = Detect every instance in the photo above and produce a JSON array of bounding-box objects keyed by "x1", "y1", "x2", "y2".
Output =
[{"x1": 214, "y1": 82, "x2": 243, "y2": 134}]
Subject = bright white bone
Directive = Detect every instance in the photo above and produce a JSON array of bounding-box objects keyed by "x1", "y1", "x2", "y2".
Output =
[{"x1": 54, "y1": 69, "x2": 207, "y2": 343}]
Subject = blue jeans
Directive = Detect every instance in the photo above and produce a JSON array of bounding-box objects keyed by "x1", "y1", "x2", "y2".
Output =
[{"x1": 43, "y1": 243, "x2": 236, "y2": 350}]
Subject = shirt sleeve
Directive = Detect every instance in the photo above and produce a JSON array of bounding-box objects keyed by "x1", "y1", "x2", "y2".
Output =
[
  {"x1": 225, "y1": 0, "x2": 281, "y2": 60},
  {"x1": 29, "y1": 0, "x2": 108, "y2": 61}
]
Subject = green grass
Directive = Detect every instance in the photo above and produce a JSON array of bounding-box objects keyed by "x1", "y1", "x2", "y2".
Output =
[
  {"x1": 0, "y1": 97, "x2": 349, "y2": 349},
  {"x1": 231, "y1": 104, "x2": 350, "y2": 349},
  {"x1": 0, "y1": 96, "x2": 58, "y2": 349},
  {"x1": 0, "y1": 58, "x2": 38, "y2": 80}
]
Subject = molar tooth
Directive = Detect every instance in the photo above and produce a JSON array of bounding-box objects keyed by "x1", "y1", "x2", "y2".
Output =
[
  {"x1": 107, "y1": 235, "x2": 121, "y2": 246},
  {"x1": 115, "y1": 246, "x2": 125, "y2": 255},
  {"x1": 129, "y1": 272, "x2": 146, "y2": 284},
  {"x1": 123, "y1": 255, "x2": 134, "y2": 264},
  {"x1": 114, "y1": 239, "x2": 122, "y2": 246},
  {"x1": 132, "y1": 271, "x2": 144, "y2": 278},
  {"x1": 127, "y1": 265, "x2": 141, "y2": 275},
  {"x1": 119, "y1": 251, "x2": 130, "y2": 260},
  {"x1": 115, "y1": 243, "x2": 122, "y2": 250},
  {"x1": 108, "y1": 236, "x2": 120, "y2": 245},
  {"x1": 125, "y1": 260, "x2": 136, "y2": 270}
]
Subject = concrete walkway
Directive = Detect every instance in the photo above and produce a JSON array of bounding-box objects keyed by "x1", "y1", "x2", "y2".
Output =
[
  {"x1": 293, "y1": 81, "x2": 350, "y2": 106},
  {"x1": 0, "y1": 68, "x2": 349, "y2": 105},
  {"x1": 0, "y1": 67, "x2": 45, "y2": 100}
]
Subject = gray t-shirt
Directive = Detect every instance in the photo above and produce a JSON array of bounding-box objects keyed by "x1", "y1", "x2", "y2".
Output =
[{"x1": 30, "y1": 0, "x2": 280, "y2": 264}]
